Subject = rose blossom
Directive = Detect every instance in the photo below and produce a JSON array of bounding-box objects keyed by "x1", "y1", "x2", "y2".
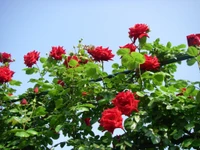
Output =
[
  {"x1": 99, "y1": 107, "x2": 123, "y2": 133},
  {"x1": 0, "y1": 52, "x2": 13, "y2": 63},
  {"x1": 57, "y1": 80, "x2": 64, "y2": 87},
  {"x1": 34, "y1": 87, "x2": 39, "y2": 94},
  {"x1": 119, "y1": 43, "x2": 137, "y2": 53},
  {"x1": 0, "y1": 66, "x2": 14, "y2": 83},
  {"x1": 84, "y1": 118, "x2": 91, "y2": 126},
  {"x1": 112, "y1": 91, "x2": 139, "y2": 116},
  {"x1": 21, "y1": 98, "x2": 28, "y2": 105},
  {"x1": 87, "y1": 46, "x2": 114, "y2": 61},
  {"x1": 24, "y1": 50, "x2": 40, "y2": 67},
  {"x1": 63, "y1": 55, "x2": 80, "y2": 68},
  {"x1": 128, "y1": 24, "x2": 150, "y2": 43},
  {"x1": 50, "y1": 46, "x2": 66, "y2": 60},
  {"x1": 140, "y1": 54, "x2": 160, "y2": 71},
  {"x1": 186, "y1": 34, "x2": 200, "y2": 47},
  {"x1": 82, "y1": 92, "x2": 88, "y2": 96}
]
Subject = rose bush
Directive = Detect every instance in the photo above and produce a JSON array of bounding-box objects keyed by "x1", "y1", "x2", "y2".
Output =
[{"x1": 0, "y1": 24, "x2": 200, "y2": 150}]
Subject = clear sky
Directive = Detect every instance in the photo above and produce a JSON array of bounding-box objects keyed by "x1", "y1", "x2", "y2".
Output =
[{"x1": 0, "y1": 0, "x2": 200, "y2": 149}]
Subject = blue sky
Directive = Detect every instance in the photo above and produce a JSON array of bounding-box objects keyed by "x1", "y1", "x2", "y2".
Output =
[{"x1": 0, "y1": 0, "x2": 199, "y2": 149}]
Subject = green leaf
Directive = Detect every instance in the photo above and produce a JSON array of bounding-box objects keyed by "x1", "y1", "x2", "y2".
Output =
[
  {"x1": 196, "y1": 55, "x2": 200, "y2": 61},
  {"x1": 86, "y1": 68, "x2": 96, "y2": 76},
  {"x1": 187, "y1": 46, "x2": 198, "y2": 56},
  {"x1": 55, "y1": 125, "x2": 62, "y2": 132},
  {"x1": 60, "y1": 142, "x2": 66, "y2": 148},
  {"x1": 9, "y1": 80, "x2": 22, "y2": 86},
  {"x1": 153, "y1": 72, "x2": 165, "y2": 85},
  {"x1": 187, "y1": 58, "x2": 196, "y2": 66},
  {"x1": 182, "y1": 139, "x2": 193, "y2": 148},
  {"x1": 192, "y1": 139, "x2": 200, "y2": 147},
  {"x1": 185, "y1": 85, "x2": 195, "y2": 95},
  {"x1": 15, "y1": 131, "x2": 30, "y2": 137},
  {"x1": 166, "y1": 42, "x2": 172, "y2": 48},
  {"x1": 26, "y1": 129, "x2": 38, "y2": 135},
  {"x1": 124, "y1": 141, "x2": 132, "y2": 147},
  {"x1": 40, "y1": 57, "x2": 47, "y2": 63},
  {"x1": 151, "y1": 134, "x2": 161, "y2": 144},
  {"x1": 173, "y1": 130, "x2": 184, "y2": 140},
  {"x1": 76, "y1": 106, "x2": 89, "y2": 112},
  {"x1": 139, "y1": 35, "x2": 147, "y2": 46},
  {"x1": 196, "y1": 91, "x2": 200, "y2": 102},
  {"x1": 131, "y1": 52, "x2": 145, "y2": 64},
  {"x1": 142, "y1": 43, "x2": 152, "y2": 50},
  {"x1": 68, "y1": 59, "x2": 78, "y2": 67},
  {"x1": 55, "y1": 98, "x2": 63, "y2": 109},
  {"x1": 134, "y1": 115, "x2": 140, "y2": 123},
  {"x1": 10, "y1": 129, "x2": 25, "y2": 133},
  {"x1": 117, "y1": 48, "x2": 130, "y2": 56},
  {"x1": 112, "y1": 63, "x2": 119, "y2": 69},
  {"x1": 184, "y1": 123, "x2": 194, "y2": 131},
  {"x1": 23, "y1": 67, "x2": 38, "y2": 75},
  {"x1": 177, "y1": 44, "x2": 186, "y2": 49},
  {"x1": 33, "y1": 106, "x2": 46, "y2": 116},
  {"x1": 136, "y1": 91, "x2": 145, "y2": 97}
]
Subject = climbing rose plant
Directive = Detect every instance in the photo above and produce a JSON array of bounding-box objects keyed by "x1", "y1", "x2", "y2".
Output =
[{"x1": 0, "y1": 23, "x2": 200, "y2": 150}]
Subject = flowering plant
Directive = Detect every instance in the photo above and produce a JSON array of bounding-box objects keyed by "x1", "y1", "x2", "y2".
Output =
[{"x1": 0, "y1": 24, "x2": 200, "y2": 150}]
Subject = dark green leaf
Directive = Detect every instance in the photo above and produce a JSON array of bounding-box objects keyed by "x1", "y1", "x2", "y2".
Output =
[
  {"x1": 196, "y1": 91, "x2": 200, "y2": 102},
  {"x1": 124, "y1": 141, "x2": 132, "y2": 147},
  {"x1": 151, "y1": 134, "x2": 161, "y2": 144},
  {"x1": 187, "y1": 58, "x2": 196, "y2": 66},
  {"x1": 55, "y1": 98, "x2": 63, "y2": 109},
  {"x1": 182, "y1": 139, "x2": 193, "y2": 148}
]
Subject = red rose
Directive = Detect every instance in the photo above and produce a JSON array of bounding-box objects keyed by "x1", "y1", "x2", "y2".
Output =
[
  {"x1": 24, "y1": 50, "x2": 40, "y2": 67},
  {"x1": 50, "y1": 46, "x2": 66, "y2": 60},
  {"x1": 84, "y1": 118, "x2": 91, "y2": 126},
  {"x1": 112, "y1": 91, "x2": 139, "y2": 116},
  {"x1": 57, "y1": 80, "x2": 64, "y2": 87},
  {"x1": 21, "y1": 98, "x2": 28, "y2": 105},
  {"x1": 82, "y1": 92, "x2": 88, "y2": 96},
  {"x1": 87, "y1": 46, "x2": 114, "y2": 61},
  {"x1": 0, "y1": 52, "x2": 13, "y2": 63},
  {"x1": 128, "y1": 24, "x2": 150, "y2": 43},
  {"x1": 140, "y1": 55, "x2": 160, "y2": 71},
  {"x1": 186, "y1": 34, "x2": 200, "y2": 47},
  {"x1": 34, "y1": 87, "x2": 39, "y2": 94},
  {"x1": 99, "y1": 107, "x2": 123, "y2": 133},
  {"x1": 63, "y1": 55, "x2": 80, "y2": 68},
  {"x1": 119, "y1": 43, "x2": 137, "y2": 53},
  {"x1": 0, "y1": 66, "x2": 14, "y2": 83}
]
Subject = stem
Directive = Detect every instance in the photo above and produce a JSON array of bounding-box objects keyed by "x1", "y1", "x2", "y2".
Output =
[
  {"x1": 36, "y1": 63, "x2": 43, "y2": 78},
  {"x1": 101, "y1": 61, "x2": 104, "y2": 72},
  {"x1": 138, "y1": 65, "x2": 143, "y2": 90}
]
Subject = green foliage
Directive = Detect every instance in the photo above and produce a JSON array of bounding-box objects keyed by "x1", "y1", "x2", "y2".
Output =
[{"x1": 0, "y1": 31, "x2": 200, "y2": 150}]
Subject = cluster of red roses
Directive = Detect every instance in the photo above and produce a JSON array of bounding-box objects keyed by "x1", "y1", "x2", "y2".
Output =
[
  {"x1": 0, "y1": 52, "x2": 14, "y2": 84},
  {"x1": 99, "y1": 91, "x2": 139, "y2": 133}
]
